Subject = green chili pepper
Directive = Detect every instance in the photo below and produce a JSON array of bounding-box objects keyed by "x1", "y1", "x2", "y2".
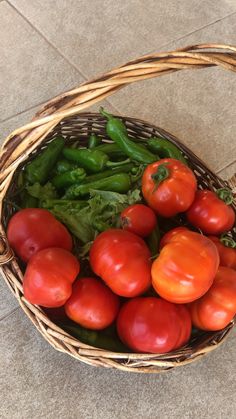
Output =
[
  {"x1": 25, "y1": 136, "x2": 65, "y2": 185},
  {"x1": 100, "y1": 107, "x2": 157, "y2": 164},
  {"x1": 146, "y1": 226, "x2": 160, "y2": 258},
  {"x1": 56, "y1": 159, "x2": 78, "y2": 174},
  {"x1": 93, "y1": 142, "x2": 125, "y2": 158},
  {"x1": 52, "y1": 168, "x2": 86, "y2": 189},
  {"x1": 17, "y1": 171, "x2": 38, "y2": 208},
  {"x1": 88, "y1": 133, "x2": 101, "y2": 149},
  {"x1": 147, "y1": 137, "x2": 188, "y2": 165},
  {"x1": 64, "y1": 173, "x2": 131, "y2": 199},
  {"x1": 62, "y1": 324, "x2": 128, "y2": 352}
]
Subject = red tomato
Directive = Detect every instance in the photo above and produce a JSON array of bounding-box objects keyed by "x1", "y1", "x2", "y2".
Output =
[
  {"x1": 142, "y1": 158, "x2": 197, "y2": 217},
  {"x1": 186, "y1": 190, "x2": 235, "y2": 235},
  {"x1": 160, "y1": 226, "x2": 189, "y2": 249},
  {"x1": 65, "y1": 277, "x2": 120, "y2": 330},
  {"x1": 173, "y1": 305, "x2": 192, "y2": 350},
  {"x1": 7, "y1": 208, "x2": 72, "y2": 262},
  {"x1": 189, "y1": 267, "x2": 236, "y2": 331},
  {"x1": 151, "y1": 230, "x2": 219, "y2": 303},
  {"x1": 120, "y1": 204, "x2": 157, "y2": 237},
  {"x1": 208, "y1": 236, "x2": 236, "y2": 270},
  {"x1": 89, "y1": 229, "x2": 151, "y2": 297},
  {"x1": 117, "y1": 297, "x2": 185, "y2": 353},
  {"x1": 23, "y1": 248, "x2": 80, "y2": 307}
]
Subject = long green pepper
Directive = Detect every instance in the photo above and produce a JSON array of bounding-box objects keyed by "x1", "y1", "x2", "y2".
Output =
[{"x1": 147, "y1": 137, "x2": 188, "y2": 165}]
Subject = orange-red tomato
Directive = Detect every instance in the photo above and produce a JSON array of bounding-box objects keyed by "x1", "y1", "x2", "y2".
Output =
[
  {"x1": 151, "y1": 230, "x2": 219, "y2": 303},
  {"x1": 7, "y1": 208, "x2": 72, "y2": 262},
  {"x1": 23, "y1": 248, "x2": 80, "y2": 307},
  {"x1": 89, "y1": 229, "x2": 152, "y2": 297},
  {"x1": 142, "y1": 158, "x2": 197, "y2": 217},
  {"x1": 186, "y1": 190, "x2": 235, "y2": 235},
  {"x1": 117, "y1": 297, "x2": 192, "y2": 353},
  {"x1": 208, "y1": 236, "x2": 236, "y2": 270},
  {"x1": 159, "y1": 226, "x2": 189, "y2": 249},
  {"x1": 120, "y1": 204, "x2": 157, "y2": 237},
  {"x1": 189, "y1": 267, "x2": 236, "y2": 331},
  {"x1": 65, "y1": 277, "x2": 120, "y2": 330}
]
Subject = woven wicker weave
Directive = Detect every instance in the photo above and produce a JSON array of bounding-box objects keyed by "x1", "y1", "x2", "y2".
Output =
[{"x1": 0, "y1": 44, "x2": 236, "y2": 373}]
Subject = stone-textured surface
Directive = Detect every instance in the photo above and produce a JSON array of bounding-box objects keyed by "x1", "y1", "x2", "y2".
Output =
[
  {"x1": 1, "y1": 309, "x2": 236, "y2": 419},
  {"x1": 217, "y1": 161, "x2": 236, "y2": 180},
  {"x1": 0, "y1": 2, "x2": 82, "y2": 121}
]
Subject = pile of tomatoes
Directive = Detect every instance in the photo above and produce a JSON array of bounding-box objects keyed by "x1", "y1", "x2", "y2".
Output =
[{"x1": 7, "y1": 158, "x2": 236, "y2": 354}]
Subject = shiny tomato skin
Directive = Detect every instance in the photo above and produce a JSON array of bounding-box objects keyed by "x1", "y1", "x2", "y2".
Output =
[
  {"x1": 142, "y1": 158, "x2": 197, "y2": 217},
  {"x1": 208, "y1": 236, "x2": 236, "y2": 270},
  {"x1": 23, "y1": 248, "x2": 80, "y2": 307},
  {"x1": 152, "y1": 230, "x2": 219, "y2": 303},
  {"x1": 189, "y1": 267, "x2": 236, "y2": 331},
  {"x1": 117, "y1": 297, "x2": 182, "y2": 353},
  {"x1": 186, "y1": 190, "x2": 235, "y2": 235},
  {"x1": 7, "y1": 208, "x2": 72, "y2": 262},
  {"x1": 173, "y1": 305, "x2": 192, "y2": 349},
  {"x1": 89, "y1": 229, "x2": 152, "y2": 297},
  {"x1": 160, "y1": 226, "x2": 189, "y2": 249},
  {"x1": 65, "y1": 277, "x2": 120, "y2": 330},
  {"x1": 121, "y1": 204, "x2": 157, "y2": 237}
]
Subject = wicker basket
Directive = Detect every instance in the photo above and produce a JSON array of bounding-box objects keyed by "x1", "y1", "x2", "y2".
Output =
[{"x1": 0, "y1": 44, "x2": 236, "y2": 373}]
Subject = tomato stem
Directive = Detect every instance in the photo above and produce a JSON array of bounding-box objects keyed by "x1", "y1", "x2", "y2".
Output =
[
  {"x1": 216, "y1": 188, "x2": 234, "y2": 205},
  {"x1": 220, "y1": 234, "x2": 236, "y2": 249},
  {"x1": 151, "y1": 164, "x2": 169, "y2": 192}
]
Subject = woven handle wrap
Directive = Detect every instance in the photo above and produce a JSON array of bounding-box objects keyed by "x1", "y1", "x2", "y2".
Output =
[{"x1": 0, "y1": 44, "x2": 235, "y2": 263}]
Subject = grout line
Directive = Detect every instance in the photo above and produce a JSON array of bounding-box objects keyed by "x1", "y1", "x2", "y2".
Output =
[
  {"x1": 216, "y1": 160, "x2": 236, "y2": 175},
  {"x1": 0, "y1": 306, "x2": 20, "y2": 322}
]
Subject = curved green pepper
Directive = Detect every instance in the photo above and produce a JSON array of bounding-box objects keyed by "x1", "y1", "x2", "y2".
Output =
[
  {"x1": 93, "y1": 142, "x2": 125, "y2": 158},
  {"x1": 56, "y1": 159, "x2": 78, "y2": 174},
  {"x1": 52, "y1": 168, "x2": 86, "y2": 189},
  {"x1": 100, "y1": 108, "x2": 157, "y2": 164},
  {"x1": 64, "y1": 173, "x2": 131, "y2": 199},
  {"x1": 147, "y1": 137, "x2": 188, "y2": 165},
  {"x1": 88, "y1": 133, "x2": 101, "y2": 149},
  {"x1": 25, "y1": 136, "x2": 65, "y2": 185}
]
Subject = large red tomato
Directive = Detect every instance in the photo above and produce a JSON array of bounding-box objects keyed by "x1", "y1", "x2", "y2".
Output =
[
  {"x1": 65, "y1": 277, "x2": 120, "y2": 330},
  {"x1": 189, "y1": 267, "x2": 236, "y2": 331},
  {"x1": 186, "y1": 189, "x2": 235, "y2": 235},
  {"x1": 151, "y1": 230, "x2": 219, "y2": 303},
  {"x1": 120, "y1": 204, "x2": 157, "y2": 237},
  {"x1": 173, "y1": 305, "x2": 192, "y2": 350},
  {"x1": 89, "y1": 229, "x2": 151, "y2": 297},
  {"x1": 23, "y1": 248, "x2": 80, "y2": 307},
  {"x1": 7, "y1": 208, "x2": 72, "y2": 262},
  {"x1": 208, "y1": 236, "x2": 236, "y2": 270},
  {"x1": 159, "y1": 226, "x2": 189, "y2": 249},
  {"x1": 117, "y1": 297, "x2": 191, "y2": 353},
  {"x1": 142, "y1": 158, "x2": 197, "y2": 217}
]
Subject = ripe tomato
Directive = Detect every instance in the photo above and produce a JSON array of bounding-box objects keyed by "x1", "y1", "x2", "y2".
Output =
[
  {"x1": 117, "y1": 297, "x2": 190, "y2": 353},
  {"x1": 120, "y1": 204, "x2": 157, "y2": 237},
  {"x1": 159, "y1": 226, "x2": 189, "y2": 249},
  {"x1": 173, "y1": 305, "x2": 192, "y2": 350},
  {"x1": 186, "y1": 189, "x2": 235, "y2": 235},
  {"x1": 152, "y1": 230, "x2": 219, "y2": 303},
  {"x1": 65, "y1": 277, "x2": 120, "y2": 330},
  {"x1": 142, "y1": 158, "x2": 197, "y2": 217},
  {"x1": 208, "y1": 236, "x2": 236, "y2": 270},
  {"x1": 89, "y1": 229, "x2": 151, "y2": 297},
  {"x1": 7, "y1": 208, "x2": 72, "y2": 262},
  {"x1": 23, "y1": 248, "x2": 80, "y2": 307},
  {"x1": 189, "y1": 267, "x2": 236, "y2": 331}
]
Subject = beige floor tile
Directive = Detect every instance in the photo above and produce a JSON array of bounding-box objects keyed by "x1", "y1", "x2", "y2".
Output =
[
  {"x1": 105, "y1": 14, "x2": 236, "y2": 173},
  {"x1": 0, "y1": 309, "x2": 236, "y2": 419},
  {"x1": 0, "y1": 2, "x2": 82, "y2": 121},
  {"x1": 9, "y1": 0, "x2": 236, "y2": 78},
  {"x1": 0, "y1": 278, "x2": 19, "y2": 320},
  {"x1": 217, "y1": 160, "x2": 236, "y2": 180}
]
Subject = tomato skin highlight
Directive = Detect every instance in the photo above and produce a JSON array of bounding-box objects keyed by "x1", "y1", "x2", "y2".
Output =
[
  {"x1": 65, "y1": 277, "x2": 120, "y2": 330},
  {"x1": 117, "y1": 297, "x2": 191, "y2": 353},
  {"x1": 89, "y1": 229, "x2": 152, "y2": 297},
  {"x1": 208, "y1": 236, "x2": 236, "y2": 270},
  {"x1": 7, "y1": 208, "x2": 72, "y2": 262},
  {"x1": 189, "y1": 266, "x2": 236, "y2": 331},
  {"x1": 186, "y1": 190, "x2": 235, "y2": 235},
  {"x1": 142, "y1": 158, "x2": 197, "y2": 217},
  {"x1": 121, "y1": 204, "x2": 157, "y2": 237},
  {"x1": 23, "y1": 248, "x2": 80, "y2": 307},
  {"x1": 151, "y1": 230, "x2": 219, "y2": 303}
]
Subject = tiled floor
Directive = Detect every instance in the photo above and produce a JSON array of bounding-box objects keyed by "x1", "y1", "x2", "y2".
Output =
[{"x1": 1, "y1": 1, "x2": 236, "y2": 418}]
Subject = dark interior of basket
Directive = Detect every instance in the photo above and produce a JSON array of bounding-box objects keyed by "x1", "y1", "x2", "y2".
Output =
[{"x1": 3, "y1": 112, "x2": 236, "y2": 354}]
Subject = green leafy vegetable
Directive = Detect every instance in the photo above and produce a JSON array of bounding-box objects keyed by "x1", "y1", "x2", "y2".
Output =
[{"x1": 26, "y1": 182, "x2": 58, "y2": 200}]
